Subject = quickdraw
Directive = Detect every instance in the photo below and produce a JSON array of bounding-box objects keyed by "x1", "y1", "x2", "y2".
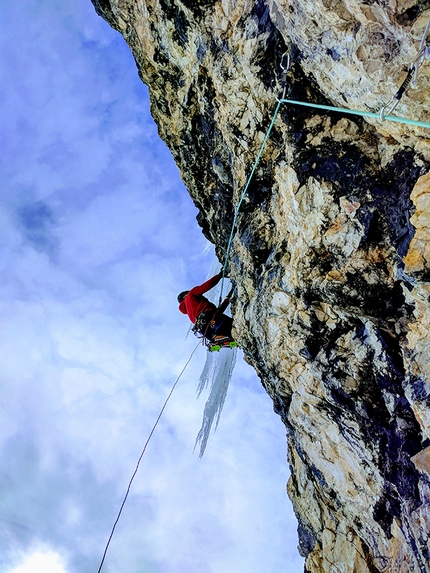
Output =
[{"x1": 380, "y1": 16, "x2": 430, "y2": 118}]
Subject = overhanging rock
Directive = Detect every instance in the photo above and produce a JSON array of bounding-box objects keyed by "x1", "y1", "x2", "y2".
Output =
[{"x1": 90, "y1": 1, "x2": 430, "y2": 571}]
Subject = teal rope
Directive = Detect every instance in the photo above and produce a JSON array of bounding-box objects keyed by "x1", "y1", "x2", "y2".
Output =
[
  {"x1": 218, "y1": 99, "x2": 282, "y2": 303},
  {"x1": 279, "y1": 98, "x2": 430, "y2": 129}
]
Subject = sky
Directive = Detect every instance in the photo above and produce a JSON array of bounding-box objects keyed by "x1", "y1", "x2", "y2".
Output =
[{"x1": 0, "y1": 1, "x2": 304, "y2": 572}]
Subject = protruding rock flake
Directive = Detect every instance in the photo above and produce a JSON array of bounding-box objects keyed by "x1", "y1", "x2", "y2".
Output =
[{"x1": 91, "y1": 1, "x2": 430, "y2": 571}]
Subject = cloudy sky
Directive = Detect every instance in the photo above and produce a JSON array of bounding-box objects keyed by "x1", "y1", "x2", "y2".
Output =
[{"x1": 0, "y1": 1, "x2": 304, "y2": 572}]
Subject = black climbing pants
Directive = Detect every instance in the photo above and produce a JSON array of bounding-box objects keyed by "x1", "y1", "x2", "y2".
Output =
[{"x1": 196, "y1": 312, "x2": 233, "y2": 341}]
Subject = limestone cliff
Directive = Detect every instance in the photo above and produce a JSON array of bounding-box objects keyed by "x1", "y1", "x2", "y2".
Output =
[{"x1": 90, "y1": 1, "x2": 430, "y2": 571}]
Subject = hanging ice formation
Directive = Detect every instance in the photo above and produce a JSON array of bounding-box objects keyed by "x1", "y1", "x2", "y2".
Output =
[
  {"x1": 195, "y1": 344, "x2": 237, "y2": 457},
  {"x1": 194, "y1": 259, "x2": 238, "y2": 457}
]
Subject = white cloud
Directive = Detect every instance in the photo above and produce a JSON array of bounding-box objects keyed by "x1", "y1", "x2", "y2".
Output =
[{"x1": 8, "y1": 550, "x2": 68, "y2": 573}]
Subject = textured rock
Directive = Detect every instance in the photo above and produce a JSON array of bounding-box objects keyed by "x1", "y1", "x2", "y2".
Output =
[{"x1": 91, "y1": 1, "x2": 430, "y2": 571}]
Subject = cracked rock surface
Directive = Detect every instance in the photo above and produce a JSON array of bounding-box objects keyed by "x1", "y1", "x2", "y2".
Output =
[{"x1": 90, "y1": 1, "x2": 430, "y2": 571}]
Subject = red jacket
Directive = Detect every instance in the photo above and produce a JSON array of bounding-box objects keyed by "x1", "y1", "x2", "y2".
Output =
[{"x1": 179, "y1": 273, "x2": 222, "y2": 324}]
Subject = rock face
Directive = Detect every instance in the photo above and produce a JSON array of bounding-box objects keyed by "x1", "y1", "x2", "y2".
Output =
[{"x1": 91, "y1": 1, "x2": 430, "y2": 571}]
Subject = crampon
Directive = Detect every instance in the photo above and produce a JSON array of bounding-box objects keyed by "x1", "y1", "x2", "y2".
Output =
[{"x1": 208, "y1": 336, "x2": 238, "y2": 352}]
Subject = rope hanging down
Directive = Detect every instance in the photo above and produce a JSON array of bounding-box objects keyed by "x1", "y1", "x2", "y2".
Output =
[
  {"x1": 96, "y1": 342, "x2": 201, "y2": 573},
  {"x1": 218, "y1": 99, "x2": 282, "y2": 304},
  {"x1": 218, "y1": 50, "x2": 292, "y2": 304}
]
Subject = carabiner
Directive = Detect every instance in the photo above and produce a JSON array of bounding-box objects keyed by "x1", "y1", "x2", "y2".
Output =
[{"x1": 280, "y1": 51, "x2": 290, "y2": 72}]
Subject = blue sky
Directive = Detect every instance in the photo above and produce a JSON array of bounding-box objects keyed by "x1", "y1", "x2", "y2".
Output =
[{"x1": 0, "y1": 1, "x2": 304, "y2": 572}]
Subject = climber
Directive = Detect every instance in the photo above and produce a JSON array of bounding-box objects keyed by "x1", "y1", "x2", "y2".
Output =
[{"x1": 178, "y1": 272, "x2": 236, "y2": 349}]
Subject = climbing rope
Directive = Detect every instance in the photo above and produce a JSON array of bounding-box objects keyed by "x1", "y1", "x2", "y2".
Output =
[
  {"x1": 218, "y1": 51, "x2": 292, "y2": 305},
  {"x1": 96, "y1": 341, "x2": 201, "y2": 573},
  {"x1": 279, "y1": 98, "x2": 430, "y2": 129},
  {"x1": 218, "y1": 99, "x2": 283, "y2": 303}
]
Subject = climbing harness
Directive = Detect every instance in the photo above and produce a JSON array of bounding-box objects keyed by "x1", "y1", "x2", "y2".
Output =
[
  {"x1": 96, "y1": 341, "x2": 200, "y2": 573},
  {"x1": 218, "y1": 31, "x2": 430, "y2": 298},
  {"x1": 193, "y1": 285, "x2": 236, "y2": 350},
  {"x1": 380, "y1": 16, "x2": 430, "y2": 118},
  {"x1": 192, "y1": 310, "x2": 217, "y2": 347}
]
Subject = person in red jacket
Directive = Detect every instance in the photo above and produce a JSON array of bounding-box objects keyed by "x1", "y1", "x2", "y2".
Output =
[{"x1": 178, "y1": 272, "x2": 234, "y2": 343}]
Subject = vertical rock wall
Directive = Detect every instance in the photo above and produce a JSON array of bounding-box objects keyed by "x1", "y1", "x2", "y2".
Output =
[{"x1": 90, "y1": 1, "x2": 430, "y2": 571}]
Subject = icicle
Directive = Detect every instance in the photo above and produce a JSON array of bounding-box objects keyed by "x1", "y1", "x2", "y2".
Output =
[
  {"x1": 194, "y1": 347, "x2": 237, "y2": 458},
  {"x1": 196, "y1": 351, "x2": 216, "y2": 398}
]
